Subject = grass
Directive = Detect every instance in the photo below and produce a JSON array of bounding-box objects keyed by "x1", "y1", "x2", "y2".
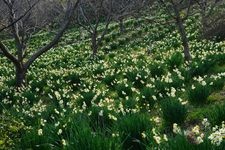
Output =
[{"x1": 0, "y1": 8, "x2": 225, "y2": 149}]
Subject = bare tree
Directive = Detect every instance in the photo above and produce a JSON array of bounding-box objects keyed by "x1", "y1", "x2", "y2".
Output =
[
  {"x1": 0, "y1": 0, "x2": 80, "y2": 87},
  {"x1": 77, "y1": 0, "x2": 113, "y2": 57},
  {"x1": 111, "y1": 0, "x2": 150, "y2": 33},
  {"x1": 158, "y1": 0, "x2": 193, "y2": 61},
  {"x1": 195, "y1": 0, "x2": 225, "y2": 39}
]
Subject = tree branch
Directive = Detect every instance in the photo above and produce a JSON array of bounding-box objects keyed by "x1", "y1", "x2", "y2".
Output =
[{"x1": 24, "y1": 0, "x2": 80, "y2": 69}]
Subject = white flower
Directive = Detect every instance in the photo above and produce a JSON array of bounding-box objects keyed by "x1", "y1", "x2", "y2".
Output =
[
  {"x1": 173, "y1": 123, "x2": 181, "y2": 134},
  {"x1": 38, "y1": 129, "x2": 43, "y2": 136},
  {"x1": 208, "y1": 122, "x2": 225, "y2": 146},
  {"x1": 152, "y1": 95, "x2": 157, "y2": 101},
  {"x1": 196, "y1": 136, "x2": 204, "y2": 144},
  {"x1": 202, "y1": 118, "x2": 210, "y2": 128},
  {"x1": 163, "y1": 134, "x2": 168, "y2": 141},
  {"x1": 153, "y1": 135, "x2": 161, "y2": 144},
  {"x1": 57, "y1": 129, "x2": 63, "y2": 135},
  {"x1": 141, "y1": 132, "x2": 147, "y2": 139},
  {"x1": 112, "y1": 132, "x2": 119, "y2": 137},
  {"x1": 62, "y1": 139, "x2": 67, "y2": 146},
  {"x1": 108, "y1": 114, "x2": 117, "y2": 121},
  {"x1": 192, "y1": 125, "x2": 200, "y2": 135},
  {"x1": 99, "y1": 110, "x2": 104, "y2": 116},
  {"x1": 54, "y1": 91, "x2": 61, "y2": 100},
  {"x1": 122, "y1": 91, "x2": 126, "y2": 95},
  {"x1": 201, "y1": 81, "x2": 207, "y2": 86},
  {"x1": 153, "y1": 116, "x2": 161, "y2": 123}
]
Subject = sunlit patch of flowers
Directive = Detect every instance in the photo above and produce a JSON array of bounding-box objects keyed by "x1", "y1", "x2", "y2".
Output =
[
  {"x1": 208, "y1": 121, "x2": 225, "y2": 146},
  {"x1": 0, "y1": 9, "x2": 224, "y2": 149}
]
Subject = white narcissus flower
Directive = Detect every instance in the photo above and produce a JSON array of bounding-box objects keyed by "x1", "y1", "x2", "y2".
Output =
[
  {"x1": 202, "y1": 118, "x2": 210, "y2": 128},
  {"x1": 99, "y1": 110, "x2": 104, "y2": 116},
  {"x1": 62, "y1": 139, "x2": 67, "y2": 146},
  {"x1": 173, "y1": 123, "x2": 181, "y2": 134},
  {"x1": 192, "y1": 125, "x2": 200, "y2": 135},
  {"x1": 201, "y1": 81, "x2": 207, "y2": 86},
  {"x1": 38, "y1": 129, "x2": 43, "y2": 136},
  {"x1": 152, "y1": 95, "x2": 157, "y2": 101},
  {"x1": 153, "y1": 135, "x2": 161, "y2": 144},
  {"x1": 163, "y1": 134, "x2": 168, "y2": 141},
  {"x1": 141, "y1": 132, "x2": 147, "y2": 139},
  {"x1": 57, "y1": 129, "x2": 63, "y2": 135}
]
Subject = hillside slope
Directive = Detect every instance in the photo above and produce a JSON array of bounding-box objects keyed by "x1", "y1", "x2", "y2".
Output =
[{"x1": 0, "y1": 12, "x2": 225, "y2": 149}]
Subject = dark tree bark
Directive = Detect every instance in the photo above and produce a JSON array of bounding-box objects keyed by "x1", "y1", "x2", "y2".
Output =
[
  {"x1": 91, "y1": 32, "x2": 98, "y2": 57},
  {"x1": 77, "y1": 0, "x2": 112, "y2": 56},
  {"x1": 176, "y1": 18, "x2": 192, "y2": 61},
  {"x1": 159, "y1": 0, "x2": 192, "y2": 61},
  {"x1": 15, "y1": 65, "x2": 27, "y2": 87},
  {"x1": 119, "y1": 19, "x2": 125, "y2": 33},
  {"x1": 0, "y1": 0, "x2": 80, "y2": 87}
]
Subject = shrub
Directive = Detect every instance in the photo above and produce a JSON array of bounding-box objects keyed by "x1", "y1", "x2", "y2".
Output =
[
  {"x1": 110, "y1": 42, "x2": 118, "y2": 50},
  {"x1": 65, "y1": 118, "x2": 120, "y2": 150},
  {"x1": 93, "y1": 66, "x2": 105, "y2": 76},
  {"x1": 76, "y1": 91, "x2": 96, "y2": 108},
  {"x1": 19, "y1": 124, "x2": 56, "y2": 149},
  {"x1": 188, "y1": 84, "x2": 211, "y2": 105},
  {"x1": 210, "y1": 79, "x2": 225, "y2": 91},
  {"x1": 125, "y1": 70, "x2": 147, "y2": 88},
  {"x1": 116, "y1": 82, "x2": 133, "y2": 98},
  {"x1": 88, "y1": 106, "x2": 116, "y2": 130},
  {"x1": 167, "y1": 52, "x2": 184, "y2": 70},
  {"x1": 64, "y1": 73, "x2": 81, "y2": 87},
  {"x1": 207, "y1": 103, "x2": 225, "y2": 126},
  {"x1": 139, "y1": 87, "x2": 156, "y2": 109},
  {"x1": 150, "y1": 63, "x2": 166, "y2": 77},
  {"x1": 115, "y1": 113, "x2": 152, "y2": 150},
  {"x1": 161, "y1": 98, "x2": 187, "y2": 127},
  {"x1": 189, "y1": 60, "x2": 216, "y2": 77},
  {"x1": 121, "y1": 97, "x2": 139, "y2": 111},
  {"x1": 103, "y1": 74, "x2": 117, "y2": 87}
]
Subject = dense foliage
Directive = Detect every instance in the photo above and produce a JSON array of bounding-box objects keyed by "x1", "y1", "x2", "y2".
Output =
[{"x1": 0, "y1": 10, "x2": 225, "y2": 149}]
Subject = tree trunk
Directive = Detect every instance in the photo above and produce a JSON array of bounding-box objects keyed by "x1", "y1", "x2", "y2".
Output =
[
  {"x1": 119, "y1": 19, "x2": 125, "y2": 33},
  {"x1": 176, "y1": 18, "x2": 192, "y2": 61},
  {"x1": 15, "y1": 66, "x2": 26, "y2": 87},
  {"x1": 91, "y1": 33, "x2": 98, "y2": 57}
]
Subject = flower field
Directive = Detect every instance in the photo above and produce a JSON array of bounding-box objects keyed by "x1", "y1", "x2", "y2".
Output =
[{"x1": 0, "y1": 11, "x2": 225, "y2": 149}]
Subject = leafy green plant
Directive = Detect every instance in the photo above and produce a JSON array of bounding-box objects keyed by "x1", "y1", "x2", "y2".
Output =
[
  {"x1": 88, "y1": 106, "x2": 116, "y2": 130},
  {"x1": 150, "y1": 63, "x2": 166, "y2": 77},
  {"x1": 115, "y1": 113, "x2": 152, "y2": 150},
  {"x1": 161, "y1": 98, "x2": 187, "y2": 127},
  {"x1": 116, "y1": 82, "x2": 133, "y2": 98},
  {"x1": 207, "y1": 103, "x2": 225, "y2": 126},
  {"x1": 0, "y1": 114, "x2": 25, "y2": 149},
  {"x1": 64, "y1": 118, "x2": 120, "y2": 150},
  {"x1": 167, "y1": 52, "x2": 184, "y2": 70},
  {"x1": 76, "y1": 91, "x2": 96, "y2": 108},
  {"x1": 64, "y1": 73, "x2": 82, "y2": 90},
  {"x1": 139, "y1": 87, "x2": 156, "y2": 109},
  {"x1": 188, "y1": 84, "x2": 211, "y2": 105}
]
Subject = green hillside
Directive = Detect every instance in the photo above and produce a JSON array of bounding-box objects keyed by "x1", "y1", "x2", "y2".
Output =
[{"x1": 0, "y1": 11, "x2": 225, "y2": 149}]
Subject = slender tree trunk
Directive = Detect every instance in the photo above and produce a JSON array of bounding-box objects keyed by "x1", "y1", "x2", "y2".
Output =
[
  {"x1": 200, "y1": 11, "x2": 208, "y2": 38},
  {"x1": 15, "y1": 65, "x2": 26, "y2": 87},
  {"x1": 176, "y1": 18, "x2": 192, "y2": 61},
  {"x1": 91, "y1": 33, "x2": 98, "y2": 57},
  {"x1": 119, "y1": 19, "x2": 125, "y2": 33}
]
